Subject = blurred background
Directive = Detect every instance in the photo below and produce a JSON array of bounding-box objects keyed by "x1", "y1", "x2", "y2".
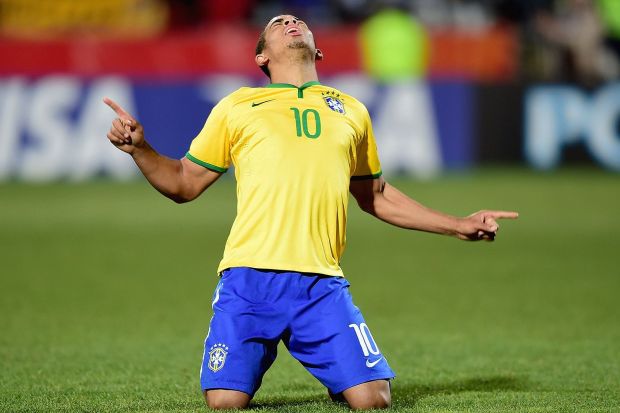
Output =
[{"x1": 1, "y1": 0, "x2": 620, "y2": 179}]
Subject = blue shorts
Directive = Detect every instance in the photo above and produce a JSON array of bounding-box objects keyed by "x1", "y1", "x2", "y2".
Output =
[{"x1": 200, "y1": 267, "x2": 395, "y2": 396}]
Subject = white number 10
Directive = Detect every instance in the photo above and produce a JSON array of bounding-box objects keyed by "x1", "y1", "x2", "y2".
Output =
[{"x1": 348, "y1": 323, "x2": 380, "y2": 356}]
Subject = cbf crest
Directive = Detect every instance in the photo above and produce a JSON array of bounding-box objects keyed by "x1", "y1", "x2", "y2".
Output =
[
  {"x1": 322, "y1": 91, "x2": 345, "y2": 114},
  {"x1": 208, "y1": 343, "x2": 229, "y2": 372}
]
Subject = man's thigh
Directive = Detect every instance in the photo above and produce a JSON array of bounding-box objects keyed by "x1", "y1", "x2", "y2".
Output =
[
  {"x1": 286, "y1": 276, "x2": 395, "y2": 394},
  {"x1": 200, "y1": 269, "x2": 286, "y2": 396}
]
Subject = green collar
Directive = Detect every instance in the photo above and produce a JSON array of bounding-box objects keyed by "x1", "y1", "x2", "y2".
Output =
[
  {"x1": 266, "y1": 80, "x2": 321, "y2": 89},
  {"x1": 265, "y1": 81, "x2": 321, "y2": 98}
]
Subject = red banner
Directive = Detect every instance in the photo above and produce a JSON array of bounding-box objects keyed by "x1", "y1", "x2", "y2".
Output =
[{"x1": 0, "y1": 25, "x2": 516, "y2": 80}]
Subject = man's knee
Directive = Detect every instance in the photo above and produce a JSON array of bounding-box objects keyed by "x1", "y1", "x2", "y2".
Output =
[
  {"x1": 347, "y1": 391, "x2": 391, "y2": 410},
  {"x1": 203, "y1": 389, "x2": 251, "y2": 410},
  {"x1": 341, "y1": 379, "x2": 391, "y2": 410}
]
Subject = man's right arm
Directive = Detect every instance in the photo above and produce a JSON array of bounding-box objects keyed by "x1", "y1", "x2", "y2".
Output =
[
  {"x1": 104, "y1": 97, "x2": 221, "y2": 203},
  {"x1": 130, "y1": 143, "x2": 221, "y2": 203}
]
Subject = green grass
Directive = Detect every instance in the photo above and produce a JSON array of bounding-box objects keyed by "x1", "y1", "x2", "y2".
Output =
[{"x1": 1, "y1": 168, "x2": 619, "y2": 412}]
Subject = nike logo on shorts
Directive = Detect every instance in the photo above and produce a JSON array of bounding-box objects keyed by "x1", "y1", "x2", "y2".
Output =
[
  {"x1": 251, "y1": 99, "x2": 275, "y2": 107},
  {"x1": 366, "y1": 357, "x2": 383, "y2": 368}
]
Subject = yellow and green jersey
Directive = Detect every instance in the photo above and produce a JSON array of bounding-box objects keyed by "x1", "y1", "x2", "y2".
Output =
[{"x1": 186, "y1": 81, "x2": 382, "y2": 277}]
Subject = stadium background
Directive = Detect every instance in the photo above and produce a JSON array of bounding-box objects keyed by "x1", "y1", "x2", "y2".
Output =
[{"x1": 1, "y1": 1, "x2": 619, "y2": 412}]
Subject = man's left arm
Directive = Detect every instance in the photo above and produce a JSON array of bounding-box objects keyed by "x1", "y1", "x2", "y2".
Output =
[{"x1": 349, "y1": 177, "x2": 518, "y2": 241}]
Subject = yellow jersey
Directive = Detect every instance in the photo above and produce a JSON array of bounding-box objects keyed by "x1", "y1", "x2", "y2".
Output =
[{"x1": 186, "y1": 81, "x2": 382, "y2": 276}]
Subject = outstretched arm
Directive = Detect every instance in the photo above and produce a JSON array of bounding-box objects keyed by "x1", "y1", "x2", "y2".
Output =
[
  {"x1": 349, "y1": 177, "x2": 518, "y2": 241},
  {"x1": 104, "y1": 98, "x2": 221, "y2": 203}
]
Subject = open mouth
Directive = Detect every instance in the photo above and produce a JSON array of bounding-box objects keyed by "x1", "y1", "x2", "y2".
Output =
[{"x1": 286, "y1": 27, "x2": 302, "y2": 36}]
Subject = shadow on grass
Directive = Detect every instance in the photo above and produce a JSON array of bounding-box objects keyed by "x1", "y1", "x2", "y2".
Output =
[
  {"x1": 393, "y1": 375, "x2": 530, "y2": 407},
  {"x1": 249, "y1": 375, "x2": 528, "y2": 410},
  {"x1": 250, "y1": 393, "x2": 332, "y2": 411}
]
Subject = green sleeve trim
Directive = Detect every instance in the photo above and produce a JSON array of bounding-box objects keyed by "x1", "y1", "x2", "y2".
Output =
[
  {"x1": 185, "y1": 152, "x2": 228, "y2": 173},
  {"x1": 351, "y1": 171, "x2": 383, "y2": 181}
]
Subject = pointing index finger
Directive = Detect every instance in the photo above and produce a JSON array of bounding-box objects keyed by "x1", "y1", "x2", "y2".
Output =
[
  {"x1": 487, "y1": 211, "x2": 519, "y2": 220},
  {"x1": 103, "y1": 97, "x2": 134, "y2": 121}
]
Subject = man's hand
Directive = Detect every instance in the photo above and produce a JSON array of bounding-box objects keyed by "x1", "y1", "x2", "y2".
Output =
[
  {"x1": 455, "y1": 210, "x2": 519, "y2": 241},
  {"x1": 103, "y1": 97, "x2": 145, "y2": 155}
]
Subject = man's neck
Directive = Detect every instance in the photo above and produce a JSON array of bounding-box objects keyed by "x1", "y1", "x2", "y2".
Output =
[{"x1": 269, "y1": 63, "x2": 319, "y2": 87}]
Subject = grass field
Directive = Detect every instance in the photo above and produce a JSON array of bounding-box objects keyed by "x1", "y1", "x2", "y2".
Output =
[{"x1": 1, "y1": 168, "x2": 619, "y2": 412}]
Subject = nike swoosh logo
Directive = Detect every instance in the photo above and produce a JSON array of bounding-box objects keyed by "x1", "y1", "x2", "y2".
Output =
[
  {"x1": 366, "y1": 357, "x2": 383, "y2": 368},
  {"x1": 251, "y1": 99, "x2": 275, "y2": 107}
]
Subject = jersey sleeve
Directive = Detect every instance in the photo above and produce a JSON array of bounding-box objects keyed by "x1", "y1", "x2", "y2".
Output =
[
  {"x1": 185, "y1": 97, "x2": 233, "y2": 173},
  {"x1": 351, "y1": 106, "x2": 382, "y2": 180}
]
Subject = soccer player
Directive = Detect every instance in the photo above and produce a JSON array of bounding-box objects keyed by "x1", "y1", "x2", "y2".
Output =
[{"x1": 104, "y1": 14, "x2": 518, "y2": 410}]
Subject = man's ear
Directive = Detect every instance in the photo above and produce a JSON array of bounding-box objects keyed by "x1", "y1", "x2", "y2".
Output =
[
  {"x1": 315, "y1": 48, "x2": 324, "y2": 61},
  {"x1": 255, "y1": 54, "x2": 269, "y2": 68}
]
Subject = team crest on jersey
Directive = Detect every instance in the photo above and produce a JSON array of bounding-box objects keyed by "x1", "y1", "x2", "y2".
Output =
[
  {"x1": 322, "y1": 91, "x2": 345, "y2": 114},
  {"x1": 208, "y1": 343, "x2": 229, "y2": 372}
]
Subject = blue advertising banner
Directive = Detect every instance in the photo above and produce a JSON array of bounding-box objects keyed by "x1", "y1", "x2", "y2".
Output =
[
  {"x1": 525, "y1": 82, "x2": 620, "y2": 171},
  {"x1": 430, "y1": 81, "x2": 474, "y2": 169},
  {"x1": 0, "y1": 75, "x2": 474, "y2": 181}
]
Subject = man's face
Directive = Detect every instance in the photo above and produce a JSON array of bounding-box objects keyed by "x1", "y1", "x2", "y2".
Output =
[{"x1": 262, "y1": 15, "x2": 316, "y2": 57}]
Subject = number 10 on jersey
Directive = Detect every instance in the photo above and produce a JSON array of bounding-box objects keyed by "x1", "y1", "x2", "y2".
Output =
[
  {"x1": 290, "y1": 107, "x2": 321, "y2": 139},
  {"x1": 349, "y1": 323, "x2": 381, "y2": 356}
]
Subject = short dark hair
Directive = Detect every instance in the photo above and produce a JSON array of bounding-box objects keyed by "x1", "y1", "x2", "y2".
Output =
[{"x1": 255, "y1": 29, "x2": 271, "y2": 79}]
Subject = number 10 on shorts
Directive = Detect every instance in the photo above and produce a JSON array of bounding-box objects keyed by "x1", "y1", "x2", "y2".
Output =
[{"x1": 349, "y1": 323, "x2": 380, "y2": 356}]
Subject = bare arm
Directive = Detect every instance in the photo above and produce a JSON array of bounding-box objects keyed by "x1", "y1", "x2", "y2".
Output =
[
  {"x1": 104, "y1": 97, "x2": 221, "y2": 203},
  {"x1": 349, "y1": 177, "x2": 518, "y2": 241}
]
